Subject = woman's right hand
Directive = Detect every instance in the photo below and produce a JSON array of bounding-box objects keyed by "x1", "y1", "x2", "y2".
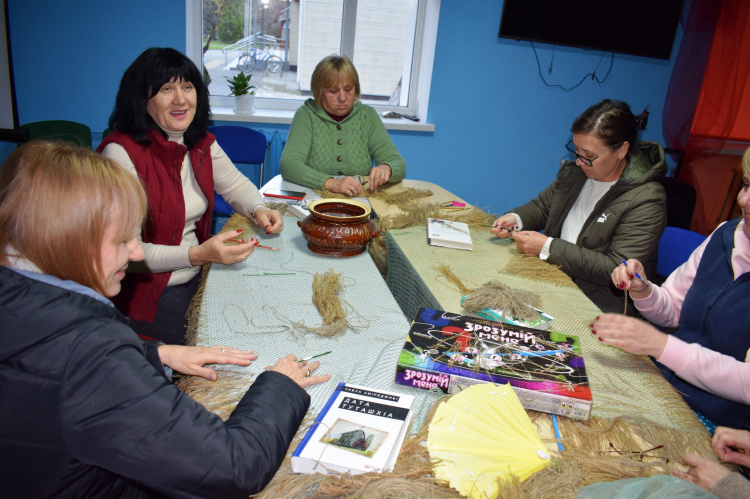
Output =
[
  {"x1": 323, "y1": 176, "x2": 364, "y2": 196},
  {"x1": 490, "y1": 214, "x2": 519, "y2": 239},
  {"x1": 188, "y1": 229, "x2": 258, "y2": 266},
  {"x1": 268, "y1": 354, "x2": 331, "y2": 389},
  {"x1": 612, "y1": 258, "x2": 651, "y2": 299}
]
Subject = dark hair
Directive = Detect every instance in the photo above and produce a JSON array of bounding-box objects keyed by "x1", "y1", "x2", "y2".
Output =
[
  {"x1": 571, "y1": 99, "x2": 649, "y2": 156},
  {"x1": 108, "y1": 47, "x2": 210, "y2": 149}
]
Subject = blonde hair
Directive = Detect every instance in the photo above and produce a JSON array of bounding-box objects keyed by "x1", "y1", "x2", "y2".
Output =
[
  {"x1": 311, "y1": 54, "x2": 360, "y2": 107},
  {"x1": 743, "y1": 146, "x2": 750, "y2": 177},
  {"x1": 0, "y1": 141, "x2": 146, "y2": 295}
]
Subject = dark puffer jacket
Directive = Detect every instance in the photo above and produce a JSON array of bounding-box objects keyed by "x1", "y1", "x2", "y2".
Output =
[
  {"x1": 511, "y1": 141, "x2": 667, "y2": 313},
  {"x1": 0, "y1": 265, "x2": 309, "y2": 498}
]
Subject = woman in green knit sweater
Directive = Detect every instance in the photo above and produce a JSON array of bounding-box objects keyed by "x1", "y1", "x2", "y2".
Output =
[{"x1": 280, "y1": 55, "x2": 406, "y2": 196}]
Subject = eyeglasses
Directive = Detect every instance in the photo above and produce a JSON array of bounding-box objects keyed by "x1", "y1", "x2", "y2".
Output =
[
  {"x1": 598, "y1": 442, "x2": 669, "y2": 463},
  {"x1": 565, "y1": 140, "x2": 608, "y2": 167}
]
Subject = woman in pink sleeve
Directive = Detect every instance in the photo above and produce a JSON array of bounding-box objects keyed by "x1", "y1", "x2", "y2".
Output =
[{"x1": 592, "y1": 147, "x2": 750, "y2": 431}]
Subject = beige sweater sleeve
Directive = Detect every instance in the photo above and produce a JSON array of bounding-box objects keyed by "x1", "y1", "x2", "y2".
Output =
[
  {"x1": 211, "y1": 141, "x2": 266, "y2": 219},
  {"x1": 712, "y1": 472, "x2": 750, "y2": 499},
  {"x1": 102, "y1": 141, "x2": 268, "y2": 277}
]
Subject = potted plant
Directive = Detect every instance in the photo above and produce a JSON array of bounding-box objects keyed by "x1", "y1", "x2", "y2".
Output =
[{"x1": 225, "y1": 71, "x2": 256, "y2": 114}]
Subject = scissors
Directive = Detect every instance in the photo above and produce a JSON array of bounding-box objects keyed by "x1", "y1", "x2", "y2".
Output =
[{"x1": 441, "y1": 200, "x2": 466, "y2": 208}]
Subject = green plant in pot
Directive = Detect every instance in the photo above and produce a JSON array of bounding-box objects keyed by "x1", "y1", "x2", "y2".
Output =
[{"x1": 225, "y1": 71, "x2": 256, "y2": 114}]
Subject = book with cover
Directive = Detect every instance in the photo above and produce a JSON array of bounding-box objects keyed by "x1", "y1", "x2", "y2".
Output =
[
  {"x1": 427, "y1": 218, "x2": 473, "y2": 250},
  {"x1": 395, "y1": 307, "x2": 593, "y2": 419},
  {"x1": 291, "y1": 383, "x2": 414, "y2": 475}
]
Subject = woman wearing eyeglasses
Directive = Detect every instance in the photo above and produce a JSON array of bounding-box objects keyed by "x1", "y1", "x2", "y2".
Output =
[{"x1": 491, "y1": 99, "x2": 666, "y2": 313}]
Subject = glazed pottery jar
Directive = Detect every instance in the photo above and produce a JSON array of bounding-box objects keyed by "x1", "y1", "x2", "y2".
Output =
[{"x1": 297, "y1": 199, "x2": 380, "y2": 257}]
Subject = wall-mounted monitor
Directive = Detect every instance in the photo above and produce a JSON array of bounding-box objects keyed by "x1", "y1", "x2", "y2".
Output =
[{"x1": 498, "y1": 0, "x2": 684, "y2": 60}]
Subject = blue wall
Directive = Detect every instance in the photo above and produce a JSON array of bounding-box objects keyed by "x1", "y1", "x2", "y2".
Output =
[{"x1": 4, "y1": 0, "x2": 686, "y2": 216}]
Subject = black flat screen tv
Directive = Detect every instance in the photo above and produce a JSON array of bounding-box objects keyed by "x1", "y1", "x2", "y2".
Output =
[{"x1": 498, "y1": 0, "x2": 684, "y2": 60}]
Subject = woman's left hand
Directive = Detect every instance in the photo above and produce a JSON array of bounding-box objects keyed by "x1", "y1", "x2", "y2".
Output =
[
  {"x1": 511, "y1": 231, "x2": 548, "y2": 256},
  {"x1": 254, "y1": 207, "x2": 284, "y2": 234},
  {"x1": 368, "y1": 164, "x2": 391, "y2": 190},
  {"x1": 157, "y1": 344, "x2": 257, "y2": 381},
  {"x1": 592, "y1": 314, "x2": 668, "y2": 358}
]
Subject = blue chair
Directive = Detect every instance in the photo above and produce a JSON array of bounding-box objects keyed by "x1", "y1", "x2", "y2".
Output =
[
  {"x1": 208, "y1": 126, "x2": 267, "y2": 233},
  {"x1": 656, "y1": 226, "x2": 707, "y2": 280}
]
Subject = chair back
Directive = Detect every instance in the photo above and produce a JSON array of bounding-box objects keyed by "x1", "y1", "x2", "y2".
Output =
[
  {"x1": 656, "y1": 226, "x2": 707, "y2": 279},
  {"x1": 209, "y1": 126, "x2": 267, "y2": 183},
  {"x1": 20, "y1": 120, "x2": 93, "y2": 149},
  {"x1": 208, "y1": 126, "x2": 268, "y2": 225}
]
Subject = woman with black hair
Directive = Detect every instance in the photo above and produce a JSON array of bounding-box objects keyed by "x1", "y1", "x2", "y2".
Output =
[
  {"x1": 491, "y1": 99, "x2": 667, "y2": 313},
  {"x1": 98, "y1": 47, "x2": 283, "y2": 344}
]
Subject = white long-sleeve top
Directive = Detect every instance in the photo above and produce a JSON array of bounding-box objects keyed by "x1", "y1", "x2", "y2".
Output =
[
  {"x1": 102, "y1": 129, "x2": 265, "y2": 286},
  {"x1": 635, "y1": 220, "x2": 750, "y2": 405}
]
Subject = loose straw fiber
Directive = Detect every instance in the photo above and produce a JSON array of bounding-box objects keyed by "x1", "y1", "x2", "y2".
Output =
[
  {"x1": 462, "y1": 280, "x2": 543, "y2": 323},
  {"x1": 299, "y1": 268, "x2": 347, "y2": 338}
]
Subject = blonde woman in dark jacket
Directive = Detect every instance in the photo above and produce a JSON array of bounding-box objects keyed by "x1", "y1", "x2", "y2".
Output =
[
  {"x1": 492, "y1": 99, "x2": 667, "y2": 313},
  {"x1": 0, "y1": 142, "x2": 329, "y2": 498}
]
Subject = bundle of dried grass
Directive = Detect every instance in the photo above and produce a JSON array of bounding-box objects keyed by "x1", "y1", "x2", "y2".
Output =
[
  {"x1": 368, "y1": 217, "x2": 389, "y2": 276},
  {"x1": 461, "y1": 280, "x2": 543, "y2": 323},
  {"x1": 433, "y1": 262, "x2": 474, "y2": 296},
  {"x1": 450, "y1": 206, "x2": 498, "y2": 229},
  {"x1": 314, "y1": 186, "x2": 434, "y2": 207},
  {"x1": 218, "y1": 212, "x2": 258, "y2": 234},
  {"x1": 177, "y1": 369, "x2": 249, "y2": 420},
  {"x1": 501, "y1": 253, "x2": 578, "y2": 289},
  {"x1": 312, "y1": 269, "x2": 345, "y2": 324},
  {"x1": 185, "y1": 263, "x2": 212, "y2": 346},
  {"x1": 368, "y1": 186, "x2": 434, "y2": 206},
  {"x1": 517, "y1": 413, "x2": 717, "y2": 491},
  {"x1": 264, "y1": 200, "x2": 297, "y2": 217},
  {"x1": 287, "y1": 268, "x2": 349, "y2": 338}
]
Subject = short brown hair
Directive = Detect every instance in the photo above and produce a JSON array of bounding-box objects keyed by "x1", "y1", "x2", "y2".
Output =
[
  {"x1": 310, "y1": 55, "x2": 360, "y2": 107},
  {"x1": 0, "y1": 141, "x2": 146, "y2": 295}
]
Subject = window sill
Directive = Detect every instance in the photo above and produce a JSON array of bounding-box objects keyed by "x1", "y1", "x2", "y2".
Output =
[{"x1": 209, "y1": 106, "x2": 435, "y2": 132}]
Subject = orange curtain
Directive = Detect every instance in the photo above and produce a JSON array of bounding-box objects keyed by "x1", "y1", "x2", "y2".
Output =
[
  {"x1": 687, "y1": 0, "x2": 750, "y2": 149},
  {"x1": 679, "y1": 0, "x2": 750, "y2": 234}
]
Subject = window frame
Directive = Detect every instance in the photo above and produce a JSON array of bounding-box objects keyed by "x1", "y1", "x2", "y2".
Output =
[{"x1": 186, "y1": 0, "x2": 438, "y2": 128}]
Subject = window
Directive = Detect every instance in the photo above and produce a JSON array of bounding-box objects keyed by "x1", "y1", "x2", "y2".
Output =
[{"x1": 187, "y1": 0, "x2": 438, "y2": 120}]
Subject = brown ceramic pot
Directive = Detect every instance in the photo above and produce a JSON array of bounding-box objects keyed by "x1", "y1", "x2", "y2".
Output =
[{"x1": 297, "y1": 198, "x2": 380, "y2": 257}]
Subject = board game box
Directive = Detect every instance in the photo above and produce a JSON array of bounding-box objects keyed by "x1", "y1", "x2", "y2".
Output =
[{"x1": 395, "y1": 307, "x2": 593, "y2": 419}]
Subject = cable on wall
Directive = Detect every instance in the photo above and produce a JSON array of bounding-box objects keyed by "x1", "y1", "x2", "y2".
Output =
[{"x1": 531, "y1": 42, "x2": 614, "y2": 91}]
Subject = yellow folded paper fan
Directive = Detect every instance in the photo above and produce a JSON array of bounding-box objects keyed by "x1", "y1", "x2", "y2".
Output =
[{"x1": 427, "y1": 383, "x2": 551, "y2": 498}]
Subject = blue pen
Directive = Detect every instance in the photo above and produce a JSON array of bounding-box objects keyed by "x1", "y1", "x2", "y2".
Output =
[
  {"x1": 551, "y1": 414, "x2": 563, "y2": 452},
  {"x1": 620, "y1": 260, "x2": 650, "y2": 287}
]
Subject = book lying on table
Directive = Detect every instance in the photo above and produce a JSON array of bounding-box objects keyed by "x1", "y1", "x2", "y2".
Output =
[
  {"x1": 395, "y1": 307, "x2": 592, "y2": 420},
  {"x1": 291, "y1": 383, "x2": 414, "y2": 475},
  {"x1": 427, "y1": 218, "x2": 473, "y2": 250},
  {"x1": 286, "y1": 202, "x2": 310, "y2": 220}
]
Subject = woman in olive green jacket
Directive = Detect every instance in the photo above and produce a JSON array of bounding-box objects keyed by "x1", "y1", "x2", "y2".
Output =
[{"x1": 492, "y1": 99, "x2": 667, "y2": 313}]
